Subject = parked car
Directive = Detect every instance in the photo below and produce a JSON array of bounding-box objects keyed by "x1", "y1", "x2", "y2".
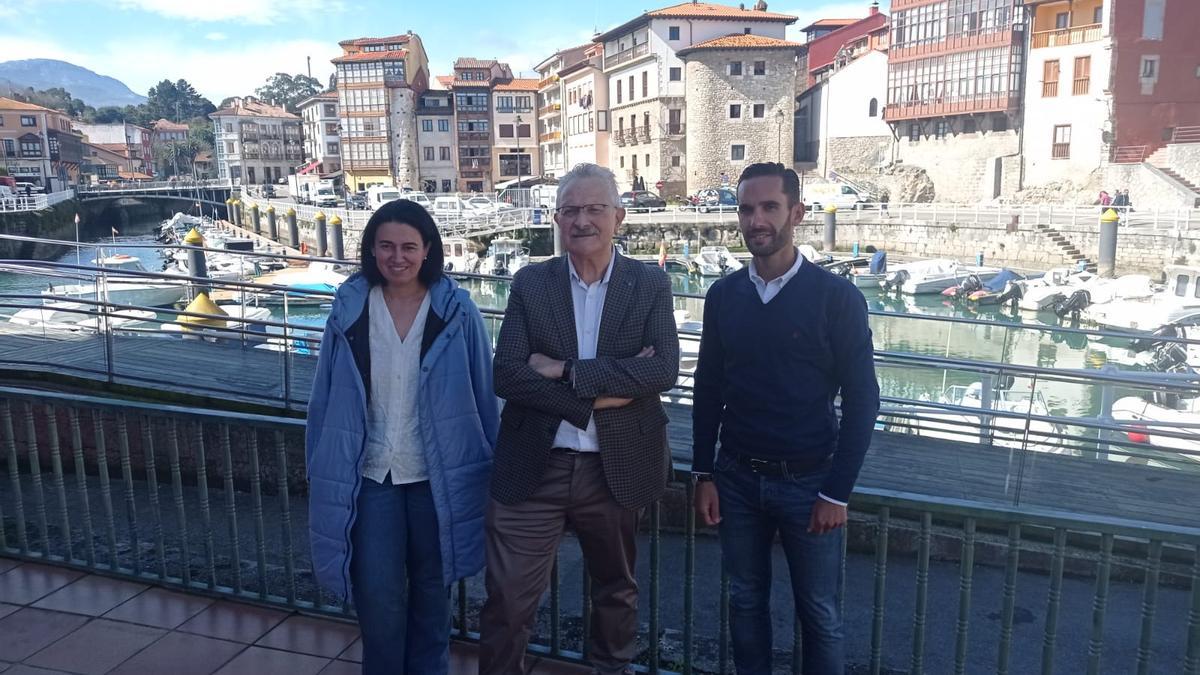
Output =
[
  {"x1": 620, "y1": 190, "x2": 668, "y2": 212},
  {"x1": 14, "y1": 182, "x2": 42, "y2": 195},
  {"x1": 686, "y1": 187, "x2": 738, "y2": 213},
  {"x1": 261, "y1": 184, "x2": 275, "y2": 198},
  {"x1": 345, "y1": 193, "x2": 368, "y2": 210}
]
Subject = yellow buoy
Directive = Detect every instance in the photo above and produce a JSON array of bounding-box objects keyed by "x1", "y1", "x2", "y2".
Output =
[{"x1": 178, "y1": 292, "x2": 229, "y2": 330}]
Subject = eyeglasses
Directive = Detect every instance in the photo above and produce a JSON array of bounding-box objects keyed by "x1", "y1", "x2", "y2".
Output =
[{"x1": 554, "y1": 203, "x2": 613, "y2": 220}]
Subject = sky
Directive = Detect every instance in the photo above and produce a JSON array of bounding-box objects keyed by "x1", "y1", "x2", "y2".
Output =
[{"x1": 0, "y1": 0, "x2": 873, "y2": 104}]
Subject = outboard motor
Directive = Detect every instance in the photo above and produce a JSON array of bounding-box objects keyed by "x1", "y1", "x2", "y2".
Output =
[
  {"x1": 947, "y1": 274, "x2": 983, "y2": 299},
  {"x1": 869, "y1": 250, "x2": 887, "y2": 275},
  {"x1": 997, "y1": 281, "x2": 1024, "y2": 310},
  {"x1": 882, "y1": 269, "x2": 909, "y2": 294},
  {"x1": 1130, "y1": 323, "x2": 1179, "y2": 354},
  {"x1": 1052, "y1": 288, "x2": 1092, "y2": 319}
]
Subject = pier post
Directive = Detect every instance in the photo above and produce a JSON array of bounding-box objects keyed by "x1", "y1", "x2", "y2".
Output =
[
  {"x1": 315, "y1": 212, "x2": 328, "y2": 258},
  {"x1": 329, "y1": 215, "x2": 344, "y2": 260},
  {"x1": 267, "y1": 206, "x2": 278, "y2": 242},
  {"x1": 287, "y1": 208, "x2": 300, "y2": 249},
  {"x1": 823, "y1": 204, "x2": 837, "y2": 252},
  {"x1": 224, "y1": 198, "x2": 233, "y2": 226},
  {"x1": 1098, "y1": 209, "x2": 1119, "y2": 278},
  {"x1": 183, "y1": 227, "x2": 210, "y2": 295},
  {"x1": 250, "y1": 204, "x2": 261, "y2": 235}
]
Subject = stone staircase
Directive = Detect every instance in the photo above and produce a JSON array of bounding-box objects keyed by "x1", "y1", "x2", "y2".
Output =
[
  {"x1": 1158, "y1": 167, "x2": 1200, "y2": 194},
  {"x1": 1034, "y1": 221, "x2": 1094, "y2": 270}
]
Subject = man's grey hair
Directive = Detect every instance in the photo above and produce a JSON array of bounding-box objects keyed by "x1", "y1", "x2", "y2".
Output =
[{"x1": 556, "y1": 163, "x2": 621, "y2": 207}]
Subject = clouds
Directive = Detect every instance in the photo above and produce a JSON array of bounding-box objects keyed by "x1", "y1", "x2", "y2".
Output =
[
  {"x1": 113, "y1": 0, "x2": 343, "y2": 24},
  {"x1": 204, "y1": 33, "x2": 228, "y2": 42}
]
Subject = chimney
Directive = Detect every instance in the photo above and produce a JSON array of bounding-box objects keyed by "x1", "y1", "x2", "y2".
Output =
[{"x1": 869, "y1": 1, "x2": 879, "y2": 15}]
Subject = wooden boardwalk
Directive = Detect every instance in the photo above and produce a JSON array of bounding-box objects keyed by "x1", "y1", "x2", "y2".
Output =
[{"x1": 0, "y1": 324, "x2": 1196, "y2": 530}]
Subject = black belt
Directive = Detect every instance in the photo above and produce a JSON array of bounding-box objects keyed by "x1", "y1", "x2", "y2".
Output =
[{"x1": 729, "y1": 452, "x2": 832, "y2": 477}]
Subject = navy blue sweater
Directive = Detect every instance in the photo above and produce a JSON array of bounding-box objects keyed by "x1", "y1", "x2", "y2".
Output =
[{"x1": 690, "y1": 260, "x2": 880, "y2": 502}]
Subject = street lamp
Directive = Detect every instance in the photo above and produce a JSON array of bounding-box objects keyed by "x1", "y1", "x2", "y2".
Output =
[{"x1": 776, "y1": 108, "x2": 785, "y2": 163}]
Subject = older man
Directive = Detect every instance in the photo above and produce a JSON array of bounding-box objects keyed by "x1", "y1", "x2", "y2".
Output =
[{"x1": 479, "y1": 163, "x2": 679, "y2": 675}]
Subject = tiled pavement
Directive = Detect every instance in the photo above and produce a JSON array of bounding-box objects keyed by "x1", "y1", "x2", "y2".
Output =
[{"x1": 0, "y1": 558, "x2": 588, "y2": 675}]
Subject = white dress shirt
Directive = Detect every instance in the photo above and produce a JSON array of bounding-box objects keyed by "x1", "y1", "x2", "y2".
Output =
[
  {"x1": 552, "y1": 250, "x2": 617, "y2": 452},
  {"x1": 362, "y1": 286, "x2": 431, "y2": 484},
  {"x1": 745, "y1": 248, "x2": 846, "y2": 507}
]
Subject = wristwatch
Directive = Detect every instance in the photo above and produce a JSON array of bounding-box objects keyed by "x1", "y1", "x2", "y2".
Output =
[
  {"x1": 691, "y1": 472, "x2": 714, "y2": 484},
  {"x1": 560, "y1": 358, "x2": 574, "y2": 384}
]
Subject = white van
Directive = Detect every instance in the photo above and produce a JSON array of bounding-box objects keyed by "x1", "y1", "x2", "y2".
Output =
[
  {"x1": 801, "y1": 183, "x2": 871, "y2": 211},
  {"x1": 367, "y1": 185, "x2": 403, "y2": 210},
  {"x1": 432, "y1": 195, "x2": 478, "y2": 221},
  {"x1": 529, "y1": 184, "x2": 558, "y2": 210}
]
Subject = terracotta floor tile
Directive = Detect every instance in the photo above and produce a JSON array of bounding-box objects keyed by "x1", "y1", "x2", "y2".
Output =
[
  {"x1": 103, "y1": 586, "x2": 215, "y2": 629},
  {"x1": 177, "y1": 601, "x2": 289, "y2": 643},
  {"x1": 255, "y1": 615, "x2": 359, "y2": 658},
  {"x1": 317, "y1": 661, "x2": 359, "y2": 675},
  {"x1": 337, "y1": 637, "x2": 362, "y2": 663},
  {"x1": 211, "y1": 646, "x2": 330, "y2": 675},
  {"x1": 32, "y1": 575, "x2": 148, "y2": 616},
  {"x1": 0, "y1": 604, "x2": 19, "y2": 621},
  {"x1": 0, "y1": 608, "x2": 89, "y2": 662},
  {"x1": 25, "y1": 618, "x2": 165, "y2": 675},
  {"x1": 0, "y1": 564, "x2": 83, "y2": 606},
  {"x1": 108, "y1": 631, "x2": 246, "y2": 675}
]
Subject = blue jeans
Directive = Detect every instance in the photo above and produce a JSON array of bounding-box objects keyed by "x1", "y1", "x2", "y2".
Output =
[
  {"x1": 715, "y1": 452, "x2": 845, "y2": 675},
  {"x1": 350, "y1": 478, "x2": 449, "y2": 675}
]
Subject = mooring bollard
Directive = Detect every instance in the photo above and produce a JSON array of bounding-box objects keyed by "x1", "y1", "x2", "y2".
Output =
[
  {"x1": 183, "y1": 227, "x2": 209, "y2": 295},
  {"x1": 330, "y1": 215, "x2": 344, "y2": 260},
  {"x1": 1098, "y1": 209, "x2": 1119, "y2": 278},
  {"x1": 267, "y1": 205, "x2": 278, "y2": 241},
  {"x1": 823, "y1": 204, "x2": 837, "y2": 252},
  {"x1": 315, "y1": 212, "x2": 328, "y2": 258}
]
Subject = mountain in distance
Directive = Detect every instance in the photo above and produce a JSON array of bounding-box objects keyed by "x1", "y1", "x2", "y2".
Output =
[{"x1": 0, "y1": 59, "x2": 146, "y2": 107}]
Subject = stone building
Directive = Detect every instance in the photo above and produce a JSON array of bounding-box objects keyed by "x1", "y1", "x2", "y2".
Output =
[
  {"x1": 208, "y1": 97, "x2": 302, "y2": 185},
  {"x1": 679, "y1": 34, "x2": 800, "y2": 194}
]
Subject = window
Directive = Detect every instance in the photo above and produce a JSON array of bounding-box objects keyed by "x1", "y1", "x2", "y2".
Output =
[
  {"x1": 422, "y1": 119, "x2": 433, "y2": 132},
  {"x1": 992, "y1": 114, "x2": 1008, "y2": 132},
  {"x1": 498, "y1": 154, "x2": 532, "y2": 177},
  {"x1": 868, "y1": 98, "x2": 879, "y2": 117},
  {"x1": 729, "y1": 103, "x2": 742, "y2": 119},
  {"x1": 2, "y1": 139, "x2": 13, "y2": 157},
  {"x1": 908, "y1": 122, "x2": 920, "y2": 142},
  {"x1": 669, "y1": 67, "x2": 681, "y2": 81},
  {"x1": 963, "y1": 118, "x2": 977, "y2": 133},
  {"x1": 668, "y1": 109, "x2": 682, "y2": 134},
  {"x1": 729, "y1": 61, "x2": 743, "y2": 76},
  {"x1": 499, "y1": 124, "x2": 514, "y2": 138},
  {"x1": 327, "y1": 142, "x2": 339, "y2": 155},
  {"x1": 1073, "y1": 56, "x2": 1091, "y2": 95},
  {"x1": 645, "y1": 154, "x2": 650, "y2": 166},
  {"x1": 1042, "y1": 60, "x2": 1060, "y2": 97},
  {"x1": 518, "y1": 124, "x2": 531, "y2": 138},
  {"x1": 1052, "y1": 125, "x2": 1071, "y2": 159},
  {"x1": 324, "y1": 104, "x2": 336, "y2": 117},
  {"x1": 1143, "y1": 0, "x2": 1165, "y2": 40},
  {"x1": 439, "y1": 119, "x2": 449, "y2": 132},
  {"x1": 669, "y1": 26, "x2": 680, "y2": 40},
  {"x1": 20, "y1": 140, "x2": 41, "y2": 157},
  {"x1": 1141, "y1": 56, "x2": 1159, "y2": 79},
  {"x1": 325, "y1": 122, "x2": 338, "y2": 135},
  {"x1": 744, "y1": 27, "x2": 751, "y2": 34},
  {"x1": 424, "y1": 147, "x2": 435, "y2": 161},
  {"x1": 442, "y1": 179, "x2": 452, "y2": 193},
  {"x1": 752, "y1": 103, "x2": 765, "y2": 118},
  {"x1": 20, "y1": 115, "x2": 35, "y2": 127},
  {"x1": 225, "y1": 141, "x2": 234, "y2": 154},
  {"x1": 628, "y1": 76, "x2": 634, "y2": 100},
  {"x1": 753, "y1": 60, "x2": 766, "y2": 76},
  {"x1": 1093, "y1": 6, "x2": 1103, "y2": 24},
  {"x1": 440, "y1": 146, "x2": 450, "y2": 161},
  {"x1": 224, "y1": 123, "x2": 233, "y2": 133},
  {"x1": 1055, "y1": 12, "x2": 1069, "y2": 29},
  {"x1": 616, "y1": 84, "x2": 622, "y2": 104},
  {"x1": 934, "y1": 120, "x2": 950, "y2": 139},
  {"x1": 620, "y1": 156, "x2": 625, "y2": 168},
  {"x1": 672, "y1": 155, "x2": 680, "y2": 167},
  {"x1": 642, "y1": 72, "x2": 648, "y2": 97},
  {"x1": 731, "y1": 144, "x2": 746, "y2": 161}
]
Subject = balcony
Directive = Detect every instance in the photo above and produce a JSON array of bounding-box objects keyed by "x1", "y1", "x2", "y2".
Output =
[
  {"x1": 538, "y1": 103, "x2": 562, "y2": 116},
  {"x1": 538, "y1": 74, "x2": 559, "y2": 90},
  {"x1": 890, "y1": 30, "x2": 1017, "y2": 63},
  {"x1": 383, "y1": 74, "x2": 407, "y2": 88},
  {"x1": 1032, "y1": 23, "x2": 1102, "y2": 49},
  {"x1": 614, "y1": 129, "x2": 628, "y2": 146},
  {"x1": 884, "y1": 93, "x2": 1021, "y2": 122},
  {"x1": 1052, "y1": 142, "x2": 1071, "y2": 159},
  {"x1": 665, "y1": 123, "x2": 685, "y2": 137},
  {"x1": 604, "y1": 42, "x2": 649, "y2": 70},
  {"x1": 636, "y1": 127, "x2": 651, "y2": 144},
  {"x1": 539, "y1": 131, "x2": 562, "y2": 143},
  {"x1": 458, "y1": 131, "x2": 490, "y2": 141}
]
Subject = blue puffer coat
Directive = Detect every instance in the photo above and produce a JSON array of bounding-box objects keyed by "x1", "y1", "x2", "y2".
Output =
[{"x1": 305, "y1": 273, "x2": 499, "y2": 599}]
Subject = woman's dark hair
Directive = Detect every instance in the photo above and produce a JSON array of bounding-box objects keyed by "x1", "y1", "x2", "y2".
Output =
[{"x1": 359, "y1": 199, "x2": 444, "y2": 287}]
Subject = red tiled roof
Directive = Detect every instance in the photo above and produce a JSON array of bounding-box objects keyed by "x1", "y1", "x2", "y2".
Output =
[
  {"x1": 208, "y1": 97, "x2": 298, "y2": 120},
  {"x1": 152, "y1": 118, "x2": 189, "y2": 131},
  {"x1": 455, "y1": 57, "x2": 499, "y2": 69},
  {"x1": 800, "y1": 18, "x2": 859, "y2": 31},
  {"x1": 677, "y1": 33, "x2": 804, "y2": 56},
  {"x1": 647, "y1": 1, "x2": 797, "y2": 20},
  {"x1": 332, "y1": 50, "x2": 407, "y2": 63},
  {"x1": 435, "y1": 75, "x2": 454, "y2": 88},
  {"x1": 94, "y1": 143, "x2": 131, "y2": 157},
  {"x1": 493, "y1": 78, "x2": 539, "y2": 91},
  {"x1": 338, "y1": 33, "x2": 413, "y2": 47},
  {"x1": 0, "y1": 96, "x2": 54, "y2": 113}
]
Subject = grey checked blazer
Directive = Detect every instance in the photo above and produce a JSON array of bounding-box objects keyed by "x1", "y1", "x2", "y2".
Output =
[{"x1": 491, "y1": 253, "x2": 680, "y2": 510}]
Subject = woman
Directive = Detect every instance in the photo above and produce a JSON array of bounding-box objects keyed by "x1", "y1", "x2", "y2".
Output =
[{"x1": 306, "y1": 199, "x2": 498, "y2": 674}]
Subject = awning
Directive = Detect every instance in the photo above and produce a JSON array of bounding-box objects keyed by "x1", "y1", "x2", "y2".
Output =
[
  {"x1": 494, "y1": 177, "x2": 543, "y2": 190},
  {"x1": 297, "y1": 160, "x2": 322, "y2": 175},
  {"x1": 320, "y1": 170, "x2": 344, "y2": 179}
]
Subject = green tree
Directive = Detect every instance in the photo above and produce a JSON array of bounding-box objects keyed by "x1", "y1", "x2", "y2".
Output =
[
  {"x1": 155, "y1": 138, "x2": 205, "y2": 177},
  {"x1": 145, "y1": 78, "x2": 215, "y2": 122},
  {"x1": 188, "y1": 118, "x2": 214, "y2": 148},
  {"x1": 254, "y1": 73, "x2": 321, "y2": 113},
  {"x1": 91, "y1": 106, "x2": 126, "y2": 123}
]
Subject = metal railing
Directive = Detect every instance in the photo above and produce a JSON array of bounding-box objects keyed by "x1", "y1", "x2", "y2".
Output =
[
  {"x1": 1112, "y1": 145, "x2": 1148, "y2": 164},
  {"x1": 78, "y1": 179, "x2": 231, "y2": 194},
  {"x1": 603, "y1": 42, "x2": 649, "y2": 70},
  {"x1": 0, "y1": 383, "x2": 1198, "y2": 673},
  {"x1": 0, "y1": 189, "x2": 75, "y2": 213}
]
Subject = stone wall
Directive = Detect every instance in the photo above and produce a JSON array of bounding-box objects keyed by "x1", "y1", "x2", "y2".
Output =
[
  {"x1": 0, "y1": 199, "x2": 88, "y2": 259},
  {"x1": 683, "y1": 49, "x2": 795, "y2": 194},
  {"x1": 1163, "y1": 143, "x2": 1200, "y2": 188},
  {"x1": 389, "y1": 88, "x2": 419, "y2": 189},
  {"x1": 893, "y1": 127, "x2": 1022, "y2": 203},
  {"x1": 825, "y1": 136, "x2": 892, "y2": 175},
  {"x1": 1105, "y1": 162, "x2": 1200, "y2": 209}
]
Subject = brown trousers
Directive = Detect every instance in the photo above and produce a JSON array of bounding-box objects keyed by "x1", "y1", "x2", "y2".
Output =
[{"x1": 478, "y1": 451, "x2": 640, "y2": 675}]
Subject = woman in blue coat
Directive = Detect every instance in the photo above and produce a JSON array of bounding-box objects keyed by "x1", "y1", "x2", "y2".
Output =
[{"x1": 306, "y1": 199, "x2": 499, "y2": 674}]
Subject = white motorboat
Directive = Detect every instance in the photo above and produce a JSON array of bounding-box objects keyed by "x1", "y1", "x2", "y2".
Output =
[
  {"x1": 882, "y1": 259, "x2": 1001, "y2": 295},
  {"x1": 478, "y1": 238, "x2": 529, "y2": 277},
  {"x1": 1053, "y1": 274, "x2": 1156, "y2": 319},
  {"x1": 909, "y1": 381, "x2": 1068, "y2": 453},
  {"x1": 43, "y1": 254, "x2": 189, "y2": 308},
  {"x1": 1084, "y1": 266, "x2": 1200, "y2": 332},
  {"x1": 1111, "y1": 395, "x2": 1200, "y2": 466},
  {"x1": 694, "y1": 246, "x2": 743, "y2": 277},
  {"x1": 1003, "y1": 267, "x2": 1096, "y2": 312},
  {"x1": 442, "y1": 237, "x2": 478, "y2": 274},
  {"x1": 848, "y1": 251, "x2": 890, "y2": 289},
  {"x1": 248, "y1": 262, "x2": 347, "y2": 306},
  {"x1": 9, "y1": 301, "x2": 155, "y2": 332}
]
